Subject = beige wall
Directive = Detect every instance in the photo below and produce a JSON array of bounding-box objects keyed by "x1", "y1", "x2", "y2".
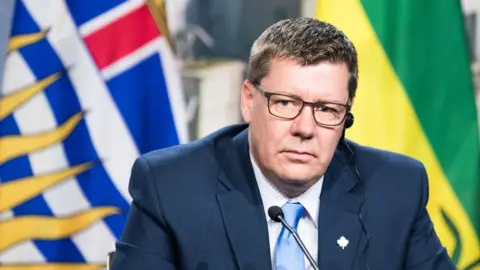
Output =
[{"x1": 462, "y1": 0, "x2": 480, "y2": 62}]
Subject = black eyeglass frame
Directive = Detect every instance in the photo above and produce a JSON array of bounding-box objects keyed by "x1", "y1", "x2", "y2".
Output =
[{"x1": 255, "y1": 84, "x2": 351, "y2": 126}]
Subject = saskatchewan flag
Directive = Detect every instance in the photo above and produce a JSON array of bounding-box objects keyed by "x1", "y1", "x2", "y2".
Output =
[{"x1": 317, "y1": 0, "x2": 479, "y2": 268}]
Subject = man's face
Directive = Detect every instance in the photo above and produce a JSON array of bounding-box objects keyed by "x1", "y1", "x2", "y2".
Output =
[{"x1": 241, "y1": 58, "x2": 350, "y2": 189}]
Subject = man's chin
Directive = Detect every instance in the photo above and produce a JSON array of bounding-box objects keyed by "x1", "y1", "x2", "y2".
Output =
[{"x1": 276, "y1": 165, "x2": 323, "y2": 184}]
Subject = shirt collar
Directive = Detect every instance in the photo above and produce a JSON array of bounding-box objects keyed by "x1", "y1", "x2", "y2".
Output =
[{"x1": 249, "y1": 152, "x2": 323, "y2": 228}]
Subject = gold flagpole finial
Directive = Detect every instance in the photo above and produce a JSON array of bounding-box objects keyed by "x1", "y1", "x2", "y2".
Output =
[{"x1": 146, "y1": 0, "x2": 173, "y2": 49}]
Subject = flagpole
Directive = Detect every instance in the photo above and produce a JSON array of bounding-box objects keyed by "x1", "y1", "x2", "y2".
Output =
[{"x1": 0, "y1": 0, "x2": 15, "y2": 92}]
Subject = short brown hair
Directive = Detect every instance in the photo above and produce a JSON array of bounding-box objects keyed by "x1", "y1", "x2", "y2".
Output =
[{"x1": 246, "y1": 17, "x2": 359, "y2": 100}]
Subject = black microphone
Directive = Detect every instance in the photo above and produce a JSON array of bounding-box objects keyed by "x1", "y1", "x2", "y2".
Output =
[{"x1": 268, "y1": 206, "x2": 320, "y2": 270}]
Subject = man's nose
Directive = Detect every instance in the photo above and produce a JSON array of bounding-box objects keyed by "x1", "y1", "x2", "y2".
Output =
[{"x1": 290, "y1": 105, "x2": 315, "y2": 139}]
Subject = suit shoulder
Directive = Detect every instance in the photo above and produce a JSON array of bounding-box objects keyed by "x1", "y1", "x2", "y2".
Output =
[
  {"x1": 349, "y1": 140, "x2": 425, "y2": 172},
  {"x1": 346, "y1": 140, "x2": 428, "y2": 192},
  {"x1": 141, "y1": 139, "x2": 211, "y2": 168},
  {"x1": 347, "y1": 141, "x2": 429, "y2": 206},
  {"x1": 135, "y1": 123, "x2": 249, "y2": 178}
]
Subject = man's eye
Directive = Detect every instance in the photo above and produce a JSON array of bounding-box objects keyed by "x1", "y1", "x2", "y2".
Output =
[
  {"x1": 315, "y1": 105, "x2": 337, "y2": 113},
  {"x1": 277, "y1": 100, "x2": 295, "y2": 107}
]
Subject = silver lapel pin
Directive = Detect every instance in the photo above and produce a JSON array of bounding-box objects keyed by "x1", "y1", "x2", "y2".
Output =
[{"x1": 337, "y1": 236, "x2": 349, "y2": 250}]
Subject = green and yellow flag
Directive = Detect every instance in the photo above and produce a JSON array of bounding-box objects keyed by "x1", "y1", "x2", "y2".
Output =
[{"x1": 317, "y1": 0, "x2": 479, "y2": 268}]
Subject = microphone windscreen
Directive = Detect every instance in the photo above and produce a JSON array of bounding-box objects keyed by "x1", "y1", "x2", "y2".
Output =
[{"x1": 268, "y1": 206, "x2": 283, "y2": 222}]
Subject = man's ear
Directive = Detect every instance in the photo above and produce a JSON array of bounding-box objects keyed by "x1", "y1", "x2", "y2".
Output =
[{"x1": 241, "y1": 80, "x2": 254, "y2": 123}]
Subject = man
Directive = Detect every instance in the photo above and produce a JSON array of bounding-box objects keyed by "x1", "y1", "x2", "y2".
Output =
[{"x1": 111, "y1": 18, "x2": 454, "y2": 270}]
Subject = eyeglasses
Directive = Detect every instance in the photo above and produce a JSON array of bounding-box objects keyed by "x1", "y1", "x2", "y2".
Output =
[{"x1": 255, "y1": 85, "x2": 350, "y2": 126}]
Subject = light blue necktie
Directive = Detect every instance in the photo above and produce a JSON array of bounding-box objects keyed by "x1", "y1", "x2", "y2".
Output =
[{"x1": 274, "y1": 202, "x2": 305, "y2": 270}]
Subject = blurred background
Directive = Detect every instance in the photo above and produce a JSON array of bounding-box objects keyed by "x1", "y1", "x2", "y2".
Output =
[{"x1": 0, "y1": 0, "x2": 479, "y2": 269}]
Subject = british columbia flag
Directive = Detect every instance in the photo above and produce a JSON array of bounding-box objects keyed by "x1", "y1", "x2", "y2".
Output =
[{"x1": 0, "y1": 0, "x2": 187, "y2": 268}]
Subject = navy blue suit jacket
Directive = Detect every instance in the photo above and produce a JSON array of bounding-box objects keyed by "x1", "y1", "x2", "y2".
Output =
[{"x1": 111, "y1": 123, "x2": 454, "y2": 270}]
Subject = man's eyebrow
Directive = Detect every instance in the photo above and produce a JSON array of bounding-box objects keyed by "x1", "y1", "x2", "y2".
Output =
[{"x1": 274, "y1": 91, "x2": 347, "y2": 104}]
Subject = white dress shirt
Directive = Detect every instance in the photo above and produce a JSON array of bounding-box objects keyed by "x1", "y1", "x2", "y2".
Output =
[{"x1": 250, "y1": 153, "x2": 324, "y2": 270}]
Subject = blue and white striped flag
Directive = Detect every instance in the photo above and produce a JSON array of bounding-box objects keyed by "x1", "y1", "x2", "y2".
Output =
[{"x1": 0, "y1": 0, "x2": 187, "y2": 268}]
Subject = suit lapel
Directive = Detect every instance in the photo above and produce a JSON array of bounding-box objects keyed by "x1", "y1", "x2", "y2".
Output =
[
  {"x1": 215, "y1": 128, "x2": 272, "y2": 270},
  {"x1": 318, "y1": 148, "x2": 366, "y2": 269}
]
